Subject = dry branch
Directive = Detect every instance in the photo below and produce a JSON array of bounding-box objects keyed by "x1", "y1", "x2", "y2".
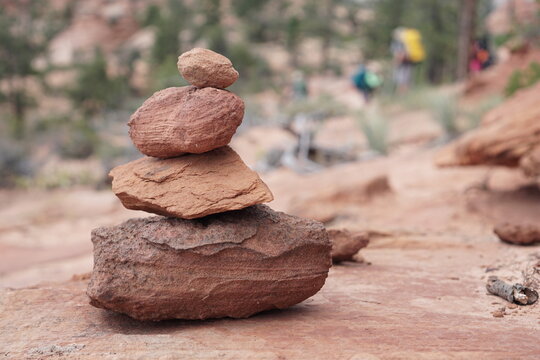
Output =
[{"x1": 486, "y1": 276, "x2": 539, "y2": 305}]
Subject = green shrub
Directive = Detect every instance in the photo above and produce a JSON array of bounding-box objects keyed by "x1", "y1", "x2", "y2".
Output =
[
  {"x1": 141, "y1": 4, "x2": 161, "y2": 27},
  {"x1": 429, "y1": 95, "x2": 459, "y2": 137},
  {"x1": 26, "y1": 164, "x2": 100, "y2": 189},
  {"x1": 357, "y1": 108, "x2": 388, "y2": 155},
  {"x1": 227, "y1": 43, "x2": 271, "y2": 93},
  {"x1": 525, "y1": 62, "x2": 540, "y2": 86},
  {"x1": 463, "y1": 95, "x2": 502, "y2": 129},
  {"x1": 505, "y1": 70, "x2": 524, "y2": 97},
  {"x1": 68, "y1": 50, "x2": 130, "y2": 115},
  {"x1": 56, "y1": 119, "x2": 99, "y2": 159},
  {"x1": 493, "y1": 32, "x2": 514, "y2": 47},
  {"x1": 0, "y1": 138, "x2": 32, "y2": 187},
  {"x1": 150, "y1": 0, "x2": 189, "y2": 64},
  {"x1": 505, "y1": 62, "x2": 540, "y2": 97},
  {"x1": 150, "y1": 55, "x2": 188, "y2": 92},
  {"x1": 381, "y1": 86, "x2": 437, "y2": 111}
]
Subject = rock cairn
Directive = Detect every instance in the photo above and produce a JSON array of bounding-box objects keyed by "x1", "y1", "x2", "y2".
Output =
[{"x1": 87, "y1": 48, "x2": 332, "y2": 321}]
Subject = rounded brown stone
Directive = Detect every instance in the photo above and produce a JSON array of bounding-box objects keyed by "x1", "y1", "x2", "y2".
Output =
[
  {"x1": 177, "y1": 48, "x2": 239, "y2": 89},
  {"x1": 494, "y1": 222, "x2": 540, "y2": 245},
  {"x1": 128, "y1": 86, "x2": 244, "y2": 158}
]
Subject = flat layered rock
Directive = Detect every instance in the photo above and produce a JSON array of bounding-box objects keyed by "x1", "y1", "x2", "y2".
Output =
[
  {"x1": 110, "y1": 146, "x2": 273, "y2": 219},
  {"x1": 177, "y1": 48, "x2": 239, "y2": 89},
  {"x1": 328, "y1": 229, "x2": 370, "y2": 263},
  {"x1": 87, "y1": 205, "x2": 331, "y2": 321},
  {"x1": 128, "y1": 86, "x2": 244, "y2": 158}
]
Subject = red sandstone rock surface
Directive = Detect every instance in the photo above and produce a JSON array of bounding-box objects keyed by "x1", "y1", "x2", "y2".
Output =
[
  {"x1": 110, "y1": 146, "x2": 273, "y2": 219},
  {"x1": 437, "y1": 81, "x2": 540, "y2": 247},
  {"x1": 3, "y1": 149, "x2": 540, "y2": 357},
  {"x1": 520, "y1": 145, "x2": 540, "y2": 179},
  {"x1": 437, "y1": 82, "x2": 540, "y2": 168},
  {"x1": 267, "y1": 166, "x2": 391, "y2": 223},
  {"x1": 87, "y1": 205, "x2": 331, "y2": 321},
  {"x1": 128, "y1": 86, "x2": 244, "y2": 158},
  {"x1": 328, "y1": 229, "x2": 369, "y2": 263},
  {"x1": 177, "y1": 48, "x2": 239, "y2": 89}
]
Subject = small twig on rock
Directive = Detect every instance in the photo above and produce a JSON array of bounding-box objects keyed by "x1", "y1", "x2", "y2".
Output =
[{"x1": 486, "y1": 276, "x2": 539, "y2": 305}]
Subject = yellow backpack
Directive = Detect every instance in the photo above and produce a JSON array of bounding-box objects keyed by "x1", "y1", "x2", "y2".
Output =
[{"x1": 401, "y1": 28, "x2": 426, "y2": 63}]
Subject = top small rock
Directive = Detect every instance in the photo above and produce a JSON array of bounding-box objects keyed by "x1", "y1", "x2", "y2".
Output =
[{"x1": 177, "y1": 48, "x2": 239, "y2": 89}]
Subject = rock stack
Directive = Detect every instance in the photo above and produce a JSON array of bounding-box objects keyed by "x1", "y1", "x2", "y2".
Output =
[{"x1": 87, "y1": 48, "x2": 332, "y2": 321}]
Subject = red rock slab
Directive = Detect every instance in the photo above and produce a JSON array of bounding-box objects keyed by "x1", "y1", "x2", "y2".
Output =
[
  {"x1": 2, "y1": 235, "x2": 540, "y2": 359},
  {"x1": 110, "y1": 146, "x2": 273, "y2": 219}
]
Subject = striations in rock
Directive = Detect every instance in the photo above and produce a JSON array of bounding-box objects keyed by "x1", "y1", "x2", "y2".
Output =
[
  {"x1": 128, "y1": 86, "x2": 244, "y2": 158},
  {"x1": 109, "y1": 146, "x2": 274, "y2": 219},
  {"x1": 177, "y1": 48, "x2": 239, "y2": 89},
  {"x1": 87, "y1": 205, "x2": 332, "y2": 321}
]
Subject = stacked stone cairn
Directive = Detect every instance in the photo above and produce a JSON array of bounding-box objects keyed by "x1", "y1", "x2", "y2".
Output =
[{"x1": 87, "y1": 48, "x2": 332, "y2": 321}]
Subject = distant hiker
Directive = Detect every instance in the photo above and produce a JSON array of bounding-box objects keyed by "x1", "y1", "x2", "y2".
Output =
[
  {"x1": 352, "y1": 64, "x2": 382, "y2": 103},
  {"x1": 391, "y1": 27, "x2": 425, "y2": 93},
  {"x1": 469, "y1": 37, "x2": 493, "y2": 74},
  {"x1": 291, "y1": 70, "x2": 308, "y2": 100},
  {"x1": 278, "y1": 70, "x2": 320, "y2": 172}
]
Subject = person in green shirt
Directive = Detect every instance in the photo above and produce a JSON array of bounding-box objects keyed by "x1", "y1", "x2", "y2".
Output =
[{"x1": 352, "y1": 64, "x2": 382, "y2": 103}]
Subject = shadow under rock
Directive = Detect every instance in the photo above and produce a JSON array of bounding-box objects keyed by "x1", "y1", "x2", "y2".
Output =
[
  {"x1": 466, "y1": 184, "x2": 540, "y2": 224},
  {"x1": 95, "y1": 302, "x2": 319, "y2": 335}
]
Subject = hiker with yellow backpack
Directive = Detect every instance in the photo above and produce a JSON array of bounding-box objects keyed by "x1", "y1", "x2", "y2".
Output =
[{"x1": 391, "y1": 27, "x2": 426, "y2": 93}]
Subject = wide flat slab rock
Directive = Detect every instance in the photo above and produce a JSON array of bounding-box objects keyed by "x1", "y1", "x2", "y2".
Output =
[
  {"x1": 3, "y1": 234, "x2": 540, "y2": 359},
  {"x1": 110, "y1": 146, "x2": 273, "y2": 219},
  {"x1": 128, "y1": 86, "x2": 244, "y2": 158},
  {"x1": 87, "y1": 205, "x2": 331, "y2": 321}
]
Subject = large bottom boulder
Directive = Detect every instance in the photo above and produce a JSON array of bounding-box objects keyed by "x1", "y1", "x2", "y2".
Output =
[{"x1": 87, "y1": 205, "x2": 331, "y2": 321}]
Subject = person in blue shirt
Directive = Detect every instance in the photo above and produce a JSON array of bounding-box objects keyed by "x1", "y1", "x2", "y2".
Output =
[{"x1": 352, "y1": 64, "x2": 382, "y2": 103}]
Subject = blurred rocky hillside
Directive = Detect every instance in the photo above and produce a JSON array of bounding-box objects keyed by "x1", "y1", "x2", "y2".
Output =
[{"x1": 0, "y1": 0, "x2": 539, "y2": 189}]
